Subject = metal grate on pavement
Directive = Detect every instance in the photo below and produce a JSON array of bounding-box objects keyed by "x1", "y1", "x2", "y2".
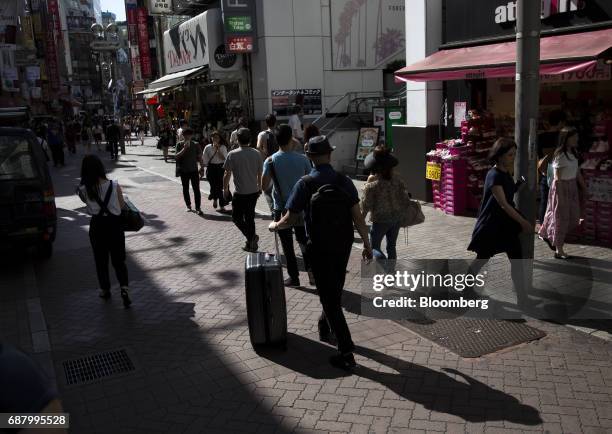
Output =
[
  {"x1": 62, "y1": 349, "x2": 136, "y2": 386},
  {"x1": 396, "y1": 318, "x2": 546, "y2": 358}
]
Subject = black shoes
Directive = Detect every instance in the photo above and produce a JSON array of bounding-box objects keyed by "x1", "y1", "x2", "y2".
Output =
[
  {"x1": 250, "y1": 234, "x2": 259, "y2": 252},
  {"x1": 329, "y1": 353, "x2": 356, "y2": 371},
  {"x1": 99, "y1": 289, "x2": 111, "y2": 300},
  {"x1": 196, "y1": 208, "x2": 204, "y2": 216},
  {"x1": 284, "y1": 277, "x2": 300, "y2": 287},
  {"x1": 120, "y1": 287, "x2": 132, "y2": 308}
]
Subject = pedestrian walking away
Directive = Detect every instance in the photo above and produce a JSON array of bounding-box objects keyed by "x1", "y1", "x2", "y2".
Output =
[
  {"x1": 47, "y1": 125, "x2": 65, "y2": 167},
  {"x1": 467, "y1": 138, "x2": 534, "y2": 306},
  {"x1": 105, "y1": 120, "x2": 121, "y2": 160},
  {"x1": 175, "y1": 128, "x2": 205, "y2": 215},
  {"x1": 65, "y1": 121, "x2": 76, "y2": 154},
  {"x1": 361, "y1": 146, "x2": 405, "y2": 262},
  {"x1": 262, "y1": 124, "x2": 312, "y2": 287},
  {"x1": 224, "y1": 128, "x2": 263, "y2": 252},
  {"x1": 270, "y1": 135, "x2": 373, "y2": 371},
  {"x1": 538, "y1": 127, "x2": 586, "y2": 259},
  {"x1": 203, "y1": 131, "x2": 229, "y2": 212},
  {"x1": 93, "y1": 123, "x2": 103, "y2": 151},
  {"x1": 82, "y1": 123, "x2": 92, "y2": 153},
  {"x1": 77, "y1": 155, "x2": 132, "y2": 308},
  {"x1": 257, "y1": 113, "x2": 280, "y2": 212}
]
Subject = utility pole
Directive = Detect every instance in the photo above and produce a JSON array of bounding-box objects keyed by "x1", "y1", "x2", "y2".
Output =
[{"x1": 514, "y1": 0, "x2": 541, "y2": 259}]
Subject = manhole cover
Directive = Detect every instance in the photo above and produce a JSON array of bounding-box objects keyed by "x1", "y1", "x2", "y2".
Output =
[
  {"x1": 62, "y1": 349, "x2": 136, "y2": 385},
  {"x1": 395, "y1": 318, "x2": 545, "y2": 358},
  {"x1": 129, "y1": 175, "x2": 168, "y2": 183}
]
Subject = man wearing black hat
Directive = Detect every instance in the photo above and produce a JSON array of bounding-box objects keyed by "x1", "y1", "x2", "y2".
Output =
[
  {"x1": 175, "y1": 127, "x2": 205, "y2": 215},
  {"x1": 269, "y1": 135, "x2": 373, "y2": 370},
  {"x1": 224, "y1": 127, "x2": 264, "y2": 252}
]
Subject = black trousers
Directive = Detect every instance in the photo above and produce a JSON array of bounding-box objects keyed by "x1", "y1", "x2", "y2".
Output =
[
  {"x1": 232, "y1": 192, "x2": 259, "y2": 242},
  {"x1": 108, "y1": 140, "x2": 119, "y2": 158},
  {"x1": 49, "y1": 143, "x2": 64, "y2": 166},
  {"x1": 206, "y1": 163, "x2": 226, "y2": 206},
  {"x1": 308, "y1": 242, "x2": 355, "y2": 354},
  {"x1": 89, "y1": 215, "x2": 129, "y2": 291},
  {"x1": 273, "y1": 210, "x2": 308, "y2": 280},
  {"x1": 180, "y1": 171, "x2": 201, "y2": 209},
  {"x1": 469, "y1": 239, "x2": 528, "y2": 304}
]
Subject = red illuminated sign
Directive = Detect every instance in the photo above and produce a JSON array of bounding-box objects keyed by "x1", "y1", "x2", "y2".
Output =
[{"x1": 226, "y1": 35, "x2": 253, "y2": 53}]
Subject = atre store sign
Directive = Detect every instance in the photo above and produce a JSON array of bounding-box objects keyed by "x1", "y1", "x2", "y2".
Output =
[
  {"x1": 163, "y1": 9, "x2": 220, "y2": 74},
  {"x1": 495, "y1": 0, "x2": 585, "y2": 24}
]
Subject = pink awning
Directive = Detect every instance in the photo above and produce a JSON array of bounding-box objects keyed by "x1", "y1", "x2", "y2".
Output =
[{"x1": 395, "y1": 28, "x2": 612, "y2": 82}]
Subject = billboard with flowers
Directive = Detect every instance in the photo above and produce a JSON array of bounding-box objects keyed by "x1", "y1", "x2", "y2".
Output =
[{"x1": 330, "y1": 0, "x2": 405, "y2": 70}]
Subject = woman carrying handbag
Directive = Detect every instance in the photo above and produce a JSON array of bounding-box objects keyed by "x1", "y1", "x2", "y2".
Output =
[
  {"x1": 77, "y1": 155, "x2": 132, "y2": 308},
  {"x1": 203, "y1": 131, "x2": 229, "y2": 212}
]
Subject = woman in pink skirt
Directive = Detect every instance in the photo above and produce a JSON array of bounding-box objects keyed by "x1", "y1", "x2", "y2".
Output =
[{"x1": 538, "y1": 127, "x2": 585, "y2": 259}]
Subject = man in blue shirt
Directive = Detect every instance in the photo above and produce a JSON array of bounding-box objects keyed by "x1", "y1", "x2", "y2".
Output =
[
  {"x1": 262, "y1": 124, "x2": 312, "y2": 287},
  {"x1": 269, "y1": 136, "x2": 372, "y2": 370}
]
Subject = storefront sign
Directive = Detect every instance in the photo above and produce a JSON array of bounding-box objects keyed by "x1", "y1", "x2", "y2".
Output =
[
  {"x1": 221, "y1": 0, "x2": 257, "y2": 53},
  {"x1": 127, "y1": 8, "x2": 142, "y2": 83},
  {"x1": 213, "y1": 44, "x2": 237, "y2": 69},
  {"x1": 46, "y1": 0, "x2": 61, "y2": 39},
  {"x1": 148, "y1": 0, "x2": 173, "y2": 15},
  {"x1": 446, "y1": 0, "x2": 612, "y2": 45},
  {"x1": 426, "y1": 162, "x2": 442, "y2": 181},
  {"x1": 355, "y1": 127, "x2": 381, "y2": 161},
  {"x1": 271, "y1": 89, "x2": 322, "y2": 116},
  {"x1": 136, "y1": 8, "x2": 152, "y2": 78},
  {"x1": 44, "y1": 28, "x2": 59, "y2": 89},
  {"x1": 163, "y1": 10, "x2": 213, "y2": 74},
  {"x1": 385, "y1": 107, "x2": 405, "y2": 150},
  {"x1": 125, "y1": 0, "x2": 137, "y2": 10},
  {"x1": 224, "y1": 16, "x2": 252, "y2": 33},
  {"x1": 330, "y1": 0, "x2": 405, "y2": 70},
  {"x1": 495, "y1": 0, "x2": 583, "y2": 24},
  {"x1": 226, "y1": 35, "x2": 253, "y2": 53}
]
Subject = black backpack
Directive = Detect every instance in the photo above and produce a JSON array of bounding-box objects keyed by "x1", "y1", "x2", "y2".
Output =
[
  {"x1": 304, "y1": 173, "x2": 354, "y2": 248},
  {"x1": 265, "y1": 130, "x2": 279, "y2": 156}
]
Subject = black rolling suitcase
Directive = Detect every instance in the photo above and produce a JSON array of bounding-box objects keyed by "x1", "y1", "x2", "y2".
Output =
[{"x1": 245, "y1": 233, "x2": 287, "y2": 348}]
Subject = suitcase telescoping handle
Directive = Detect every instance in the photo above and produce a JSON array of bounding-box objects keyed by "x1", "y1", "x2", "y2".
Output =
[{"x1": 265, "y1": 231, "x2": 282, "y2": 271}]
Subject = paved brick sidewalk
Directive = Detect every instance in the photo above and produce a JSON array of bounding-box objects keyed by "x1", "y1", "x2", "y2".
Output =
[{"x1": 8, "y1": 138, "x2": 611, "y2": 433}]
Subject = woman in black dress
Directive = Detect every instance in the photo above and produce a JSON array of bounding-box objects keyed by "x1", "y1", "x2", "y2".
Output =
[{"x1": 467, "y1": 138, "x2": 533, "y2": 305}]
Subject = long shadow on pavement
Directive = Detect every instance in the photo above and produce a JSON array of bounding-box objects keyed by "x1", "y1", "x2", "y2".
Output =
[{"x1": 259, "y1": 333, "x2": 542, "y2": 426}]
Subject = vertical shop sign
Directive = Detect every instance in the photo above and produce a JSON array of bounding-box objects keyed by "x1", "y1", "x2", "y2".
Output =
[
  {"x1": 136, "y1": 8, "x2": 151, "y2": 78},
  {"x1": 126, "y1": 4, "x2": 142, "y2": 83},
  {"x1": 221, "y1": 0, "x2": 257, "y2": 53},
  {"x1": 44, "y1": 0, "x2": 61, "y2": 89},
  {"x1": 384, "y1": 107, "x2": 405, "y2": 150}
]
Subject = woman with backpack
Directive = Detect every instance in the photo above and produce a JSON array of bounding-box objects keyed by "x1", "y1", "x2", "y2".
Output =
[
  {"x1": 203, "y1": 131, "x2": 229, "y2": 212},
  {"x1": 77, "y1": 155, "x2": 132, "y2": 307},
  {"x1": 361, "y1": 146, "x2": 405, "y2": 260},
  {"x1": 538, "y1": 127, "x2": 585, "y2": 259}
]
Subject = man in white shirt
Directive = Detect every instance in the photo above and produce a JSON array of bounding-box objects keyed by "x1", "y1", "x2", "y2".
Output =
[{"x1": 176, "y1": 120, "x2": 188, "y2": 143}]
